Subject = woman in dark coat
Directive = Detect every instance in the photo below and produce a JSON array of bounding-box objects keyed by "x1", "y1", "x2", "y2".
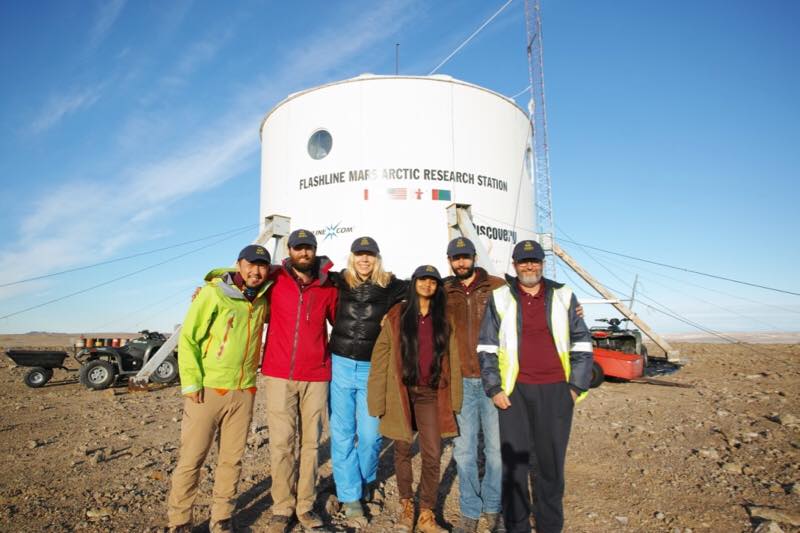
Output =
[
  {"x1": 367, "y1": 265, "x2": 461, "y2": 533},
  {"x1": 328, "y1": 236, "x2": 406, "y2": 522}
]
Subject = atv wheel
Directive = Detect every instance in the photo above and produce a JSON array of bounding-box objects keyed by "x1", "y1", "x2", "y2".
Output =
[
  {"x1": 80, "y1": 360, "x2": 116, "y2": 390},
  {"x1": 589, "y1": 361, "x2": 605, "y2": 388},
  {"x1": 151, "y1": 355, "x2": 178, "y2": 384},
  {"x1": 641, "y1": 345, "x2": 649, "y2": 369},
  {"x1": 24, "y1": 367, "x2": 51, "y2": 388}
]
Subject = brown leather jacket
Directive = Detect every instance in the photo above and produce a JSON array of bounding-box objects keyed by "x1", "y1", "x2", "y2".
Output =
[
  {"x1": 444, "y1": 268, "x2": 506, "y2": 378},
  {"x1": 367, "y1": 303, "x2": 462, "y2": 442}
]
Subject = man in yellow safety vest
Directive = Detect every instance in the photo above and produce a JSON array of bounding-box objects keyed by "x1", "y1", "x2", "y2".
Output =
[{"x1": 477, "y1": 239, "x2": 593, "y2": 533}]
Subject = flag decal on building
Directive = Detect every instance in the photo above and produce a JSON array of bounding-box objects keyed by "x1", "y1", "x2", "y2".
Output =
[
  {"x1": 431, "y1": 189, "x2": 451, "y2": 201},
  {"x1": 388, "y1": 188, "x2": 408, "y2": 200}
]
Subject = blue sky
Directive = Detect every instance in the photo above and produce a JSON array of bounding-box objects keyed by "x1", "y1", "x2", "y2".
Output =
[{"x1": 1, "y1": 0, "x2": 797, "y2": 336}]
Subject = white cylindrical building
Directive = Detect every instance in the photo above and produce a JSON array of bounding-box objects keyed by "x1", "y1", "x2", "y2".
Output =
[{"x1": 259, "y1": 74, "x2": 536, "y2": 278}]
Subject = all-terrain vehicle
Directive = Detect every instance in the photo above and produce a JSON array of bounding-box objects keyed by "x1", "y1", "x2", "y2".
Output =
[
  {"x1": 588, "y1": 318, "x2": 648, "y2": 387},
  {"x1": 75, "y1": 330, "x2": 178, "y2": 390},
  {"x1": 591, "y1": 318, "x2": 648, "y2": 358}
]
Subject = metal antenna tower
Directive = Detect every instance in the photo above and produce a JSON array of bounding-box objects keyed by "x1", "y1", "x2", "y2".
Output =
[
  {"x1": 519, "y1": 1, "x2": 679, "y2": 361},
  {"x1": 525, "y1": 0, "x2": 556, "y2": 278}
]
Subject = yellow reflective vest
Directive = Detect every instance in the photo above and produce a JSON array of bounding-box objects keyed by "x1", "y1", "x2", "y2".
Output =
[{"x1": 477, "y1": 277, "x2": 594, "y2": 402}]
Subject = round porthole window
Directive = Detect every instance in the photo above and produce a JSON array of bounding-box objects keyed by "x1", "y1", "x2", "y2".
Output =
[{"x1": 307, "y1": 129, "x2": 332, "y2": 160}]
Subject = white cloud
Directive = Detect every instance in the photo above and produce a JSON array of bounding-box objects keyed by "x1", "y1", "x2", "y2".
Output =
[
  {"x1": 28, "y1": 85, "x2": 104, "y2": 134},
  {"x1": 0, "y1": 117, "x2": 255, "y2": 285},
  {"x1": 161, "y1": 27, "x2": 234, "y2": 88},
  {"x1": 27, "y1": 0, "x2": 130, "y2": 135},
  {"x1": 88, "y1": 0, "x2": 127, "y2": 50},
  {"x1": 1, "y1": 0, "x2": 420, "y2": 306},
  {"x1": 401, "y1": 2, "x2": 517, "y2": 78},
  {"x1": 281, "y1": 0, "x2": 418, "y2": 82}
]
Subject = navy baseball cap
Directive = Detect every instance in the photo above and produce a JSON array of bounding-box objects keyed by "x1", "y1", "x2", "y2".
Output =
[
  {"x1": 446, "y1": 237, "x2": 476, "y2": 257},
  {"x1": 512, "y1": 240, "x2": 545, "y2": 262},
  {"x1": 288, "y1": 229, "x2": 317, "y2": 248},
  {"x1": 238, "y1": 244, "x2": 271, "y2": 264},
  {"x1": 412, "y1": 264, "x2": 442, "y2": 281},
  {"x1": 351, "y1": 236, "x2": 380, "y2": 254}
]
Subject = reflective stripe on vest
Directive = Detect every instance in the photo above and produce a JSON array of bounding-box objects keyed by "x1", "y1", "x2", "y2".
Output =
[
  {"x1": 493, "y1": 286, "x2": 519, "y2": 394},
  {"x1": 550, "y1": 286, "x2": 573, "y2": 382},
  {"x1": 492, "y1": 284, "x2": 574, "y2": 395}
]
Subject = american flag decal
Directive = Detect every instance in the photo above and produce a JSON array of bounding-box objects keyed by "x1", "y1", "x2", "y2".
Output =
[{"x1": 388, "y1": 188, "x2": 408, "y2": 200}]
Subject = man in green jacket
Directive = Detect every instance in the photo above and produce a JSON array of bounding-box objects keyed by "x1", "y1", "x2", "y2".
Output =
[{"x1": 167, "y1": 244, "x2": 273, "y2": 533}]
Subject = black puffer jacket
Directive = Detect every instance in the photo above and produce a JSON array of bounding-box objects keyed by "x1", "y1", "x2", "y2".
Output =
[{"x1": 329, "y1": 272, "x2": 407, "y2": 361}]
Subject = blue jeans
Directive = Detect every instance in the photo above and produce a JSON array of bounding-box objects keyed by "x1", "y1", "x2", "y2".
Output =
[
  {"x1": 329, "y1": 354, "x2": 382, "y2": 503},
  {"x1": 453, "y1": 377, "x2": 502, "y2": 519}
]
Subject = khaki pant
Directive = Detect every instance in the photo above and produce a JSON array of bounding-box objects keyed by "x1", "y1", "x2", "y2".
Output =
[
  {"x1": 264, "y1": 376, "x2": 328, "y2": 516},
  {"x1": 167, "y1": 388, "x2": 255, "y2": 527}
]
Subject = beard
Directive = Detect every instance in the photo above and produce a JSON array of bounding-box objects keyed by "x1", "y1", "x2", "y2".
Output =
[
  {"x1": 291, "y1": 259, "x2": 314, "y2": 273},
  {"x1": 518, "y1": 271, "x2": 542, "y2": 287},
  {"x1": 454, "y1": 266, "x2": 475, "y2": 280}
]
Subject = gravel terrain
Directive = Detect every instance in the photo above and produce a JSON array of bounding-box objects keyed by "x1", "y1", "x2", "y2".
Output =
[{"x1": 0, "y1": 334, "x2": 798, "y2": 532}]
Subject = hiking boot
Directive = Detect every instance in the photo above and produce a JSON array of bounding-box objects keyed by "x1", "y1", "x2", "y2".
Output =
[
  {"x1": 397, "y1": 498, "x2": 415, "y2": 532},
  {"x1": 343, "y1": 500, "x2": 368, "y2": 528},
  {"x1": 452, "y1": 515, "x2": 478, "y2": 533},
  {"x1": 484, "y1": 512, "x2": 507, "y2": 533},
  {"x1": 363, "y1": 482, "x2": 385, "y2": 504},
  {"x1": 267, "y1": 514, "x2": 291, "y2": 533},
  {"x1": 209, "y1": 517, "x2": 234, "y2": 533},
  {"x1": 297, "y1": 510, "x2": 324, "y2": 530},
  {"x1": 415, "y1": 508, "x2": 445, "y2": 533},
  {"x1": 167, "y1": 524, "x2": 192, "y2": 533},
  {"x1": 343, "y1": 501, "x2": 365, "y2": 519}
]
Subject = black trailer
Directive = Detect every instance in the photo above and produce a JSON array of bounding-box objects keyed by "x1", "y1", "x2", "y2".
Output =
[{"x1": 5, "y1": 349, "x2": 70, "y2": 388}]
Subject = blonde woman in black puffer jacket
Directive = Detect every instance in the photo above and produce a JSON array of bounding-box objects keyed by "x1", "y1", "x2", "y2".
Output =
[{"x1": 327, "y1": 236, "x2": 406, "y2": 523}]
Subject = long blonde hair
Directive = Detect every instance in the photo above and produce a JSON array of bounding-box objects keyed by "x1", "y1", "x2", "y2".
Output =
[{"x1": 344, "y1": 253, "x2": 393, "y2": 289}]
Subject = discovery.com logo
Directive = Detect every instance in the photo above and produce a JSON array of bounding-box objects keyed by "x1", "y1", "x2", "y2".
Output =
[{"x1": 313, "y1": 222, "x2": 354, "y2": 241}]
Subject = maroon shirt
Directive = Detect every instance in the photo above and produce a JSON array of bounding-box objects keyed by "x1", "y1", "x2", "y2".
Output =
[
  {"x1": 417, "y1": 313, "x2": 434, "y2": 386},
  {"x1": 461, "y1": 274, "x2": 481, "y2": 294},
  {"x1": 517, "y1": 283, "x2": 565, "y2": 384}
]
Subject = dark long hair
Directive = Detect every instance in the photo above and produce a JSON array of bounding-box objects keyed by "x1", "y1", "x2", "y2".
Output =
[{"x1": 400, "y1": 278, "x2": 449, "y2": 388}]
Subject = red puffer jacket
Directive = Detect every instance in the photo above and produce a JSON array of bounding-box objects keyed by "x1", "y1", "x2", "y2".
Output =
[{"x1": 261, "y1": 257, "x2": 337, "y2": 381}]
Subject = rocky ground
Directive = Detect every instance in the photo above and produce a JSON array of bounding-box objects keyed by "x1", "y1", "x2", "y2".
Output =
[{"x1": 0, "y1": 335, "x2": 798, "y2": 533}]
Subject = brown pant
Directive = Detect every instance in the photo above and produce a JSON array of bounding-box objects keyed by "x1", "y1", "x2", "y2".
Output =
[
  {"x1": 394, "y1": 386, "x2": 442, "y2": 510},
  {"x1": 264, "y1": 376, "x2": 328, "y2": 516},
  {"x1": 167, "y1": 388, "x2": 255, "y2": 527}
]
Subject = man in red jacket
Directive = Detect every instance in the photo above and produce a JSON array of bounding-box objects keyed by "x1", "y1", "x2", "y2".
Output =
[{"x1": 261, "y1": 229, "x2": 338, "y2": 533}]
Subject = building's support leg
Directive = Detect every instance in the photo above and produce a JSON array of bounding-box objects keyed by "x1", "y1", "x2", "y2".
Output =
[{"x1": 447, "y1": 203, "x2": 498, "y2": 276}]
